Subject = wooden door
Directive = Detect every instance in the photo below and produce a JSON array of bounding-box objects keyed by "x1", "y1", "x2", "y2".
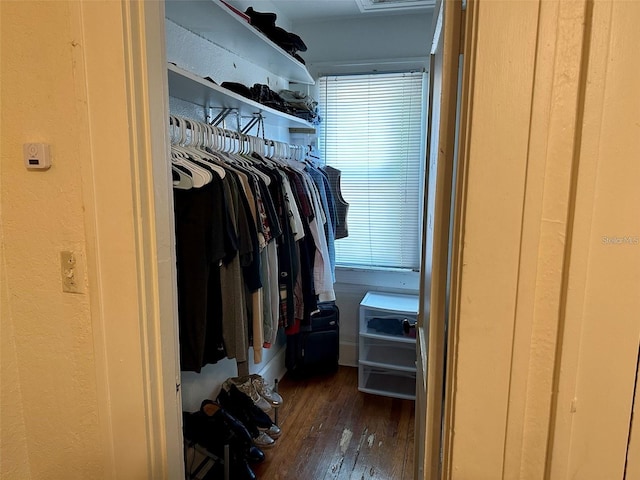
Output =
[{"x1": 415, "y1": 0, "x2": 463, "y2": 478}]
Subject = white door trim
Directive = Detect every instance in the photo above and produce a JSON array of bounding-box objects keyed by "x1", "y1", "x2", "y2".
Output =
[{"x1": 77, "y1": 1, "x2": 183, "y2": 477}]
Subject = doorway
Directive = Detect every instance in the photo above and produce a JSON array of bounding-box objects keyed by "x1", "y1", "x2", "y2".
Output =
[{"x1": 141, "y1": 0, "x2": 442, "y2": 478}]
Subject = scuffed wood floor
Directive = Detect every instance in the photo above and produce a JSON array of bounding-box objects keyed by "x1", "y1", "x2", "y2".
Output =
[{"x1": 253, "y1": 366, "x2": 415, "y2": 480}]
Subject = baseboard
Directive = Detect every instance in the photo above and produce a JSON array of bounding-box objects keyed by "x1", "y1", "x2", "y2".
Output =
[
  {"x1": 253, "y1": 345, "x2": 287, "y2": 384},
  {"x1": 254, "y1": 340, "x2": 358, "y2": 379},
  {"x1": 339, "y1": 341, "x2": 358, "y2": 367}
]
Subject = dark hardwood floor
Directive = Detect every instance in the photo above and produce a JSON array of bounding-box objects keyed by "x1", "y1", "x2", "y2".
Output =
[{"x1": 253, "y1": 366, "x2": 415, "y2": 480}]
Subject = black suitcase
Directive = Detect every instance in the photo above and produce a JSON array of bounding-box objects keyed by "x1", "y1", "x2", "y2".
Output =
[{"x1": 286, "y1": 302, "x2": 339, "y2": 378}]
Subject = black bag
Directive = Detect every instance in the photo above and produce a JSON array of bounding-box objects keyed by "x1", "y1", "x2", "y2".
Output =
[{"x1": 286, "y1": 302, "x2": 339, "y2": 378}]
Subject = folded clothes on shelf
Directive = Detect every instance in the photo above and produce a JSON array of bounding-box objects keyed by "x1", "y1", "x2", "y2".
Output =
[
  {"x1": 279, "y1": 89, "x2": 317, "y2": 111},
  {"x1": 367, "y1": 317, "x2": 407, "y2": 337},
  {"x1": 220, "y1": 82, "x2": 293, "y2": 115},
  {"x1": 279, "y1": 89, "x2": 321, "y2": 125},
  {"x1": 221, "y1": 81, "x2": 253, "y2": 99},
  {"x1": 244, "y1": 6, "x2": 308, "y2": 63},
  {"x1": 249, "y1": 84, "x2": 290, "y2": 113}
]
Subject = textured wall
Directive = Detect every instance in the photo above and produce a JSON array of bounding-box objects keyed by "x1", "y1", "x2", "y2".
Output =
[
  {"x1": 1, "y1": 241, "x2": 32, "y2": 479},
  {"x1": 0, "y1": 1, "x2": 103, "y2": 479}
]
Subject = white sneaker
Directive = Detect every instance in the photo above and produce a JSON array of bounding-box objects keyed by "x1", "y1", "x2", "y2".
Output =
[
  {"x1": 253, "y1": 431, "x2": 276, "y2": 449},
  {"x1": 250, "y1": 374, "x2": 283, "y2": 407},
  {"x1": 259, "y1": 424, "x2": 282, "y2": 439},
  {"x1": 226, "y1": 377, "x2": 273, "y2": 413}
]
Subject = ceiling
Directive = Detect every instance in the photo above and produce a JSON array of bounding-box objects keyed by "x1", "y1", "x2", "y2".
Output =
[{"x1": 246, "y1": 0, "x2": 434, "y2": 23}]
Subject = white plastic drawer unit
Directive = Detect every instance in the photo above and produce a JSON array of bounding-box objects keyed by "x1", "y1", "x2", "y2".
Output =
[
  {"x1": 360, "y1": 337, "x2": 416, "y2": 371},
  {"x1": 359, "y1": 365, "x2": 417, "y2": 401},
  {"x1": 358, "y1": 291, "x2": 419, "y2": 400}
]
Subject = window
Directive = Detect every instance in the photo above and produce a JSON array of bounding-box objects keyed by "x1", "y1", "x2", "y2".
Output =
[{"x1": 318, "y1": 72, "x2": 426, "y2": 270}]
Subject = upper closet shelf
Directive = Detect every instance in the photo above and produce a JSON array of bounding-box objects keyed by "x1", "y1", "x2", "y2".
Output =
[
  {"x1": 168, "y1": 64, "x2": 312, "y2": 129},
  {"x1": 165, "y1": 0, "x2": 315, "y2": 85}
]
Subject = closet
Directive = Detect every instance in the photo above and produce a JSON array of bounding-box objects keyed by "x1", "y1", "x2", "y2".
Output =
[
  {"x1": 161, "y1": 1, "x2": 432, "y2": 477},
  {"x1": 164, "y1": 0, "x2": 321, "y2": 415}
]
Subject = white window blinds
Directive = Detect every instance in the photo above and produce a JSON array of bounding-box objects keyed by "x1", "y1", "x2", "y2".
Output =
[{"x1": 318, "y1": 72, "x2": 426, "y2": 270}]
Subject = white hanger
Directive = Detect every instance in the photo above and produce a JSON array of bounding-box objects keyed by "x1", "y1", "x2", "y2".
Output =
[
  {"x1": 189, "y1": 119, "x2": 226, "y2": 179},
  {"x1": 169, "y1": 115, "x2": 194, "y2": 190},
  {"x1": 172, "y1": 117, "x2": 210, "y2": 187}
]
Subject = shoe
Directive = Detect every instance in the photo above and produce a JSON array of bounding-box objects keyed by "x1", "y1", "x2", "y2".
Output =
[
  {"x1": 259, "y1": 423, "x2": 282, "y2": 439},
  {"x1": 250, "y1": 374, "x2": 283, "y2": 407},
  {"x1": 253, "y1": 431, "x2": 276, "y2": 449},
  {"x1": 224, "y1": 384, "x2": 274, "y2": 428},
  {"x1": 246, "y1": 445, "x2": 265, "y2": 464},
  {"x1": 226, "y1": 377, "x2": 273, "y2": 413},
  {"x1": 200, "y1": 400, "x2": 254, "y2": 446}
]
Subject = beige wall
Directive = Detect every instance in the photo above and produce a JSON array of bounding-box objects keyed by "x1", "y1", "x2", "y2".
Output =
[
  {"x1": 446, "y1": 0, "x2": 640, "y2": 478},
  {"x1": 1, "y1": 2, "x2": 104, "y2": 478},
  {"x1": 1, "y1": 1, "x2": 181, "y2": 478},
  {"x1": 3, "y1": 1, "x2": 638, "y2": 479}
]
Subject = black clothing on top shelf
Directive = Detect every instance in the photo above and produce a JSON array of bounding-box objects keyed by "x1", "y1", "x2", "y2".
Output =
[
  {"x1": 244, "y1": 6, "x2": 307, "y2": 62},
  {"x1": 220, "y1": 82, "x2": 292, "y2": 116}
]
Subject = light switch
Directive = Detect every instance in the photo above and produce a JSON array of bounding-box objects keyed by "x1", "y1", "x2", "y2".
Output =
[{"x1": 23, "y1": 143, "x2": 51, "y2": 170}]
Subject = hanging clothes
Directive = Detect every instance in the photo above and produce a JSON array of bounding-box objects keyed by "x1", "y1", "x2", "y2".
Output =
[
  {"x1": 322, "y1": 165, "x2": 349, "y2": 240},
  {"x1": 170, "y1": 116, "x2": 337, "y2": 372},
  {"x1": 173, "y1": 171, "x2": 229, "y2": 372},
  {"x1": 306, "y1": 163, "x2": 337, "y2": 282}
]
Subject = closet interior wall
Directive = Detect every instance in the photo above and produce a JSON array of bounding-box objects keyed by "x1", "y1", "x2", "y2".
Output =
[
  {"x1": 165, "y1": 14, "x2": 294, "y2": 413},
  {"x1": 289, "y1": 11, "x2": 432, "y2": 367}
]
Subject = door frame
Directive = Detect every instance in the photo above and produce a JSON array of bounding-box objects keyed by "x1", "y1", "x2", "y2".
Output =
[
  {"x1": 79, "y1": 1, "x2": 184, "y2": 477},
  {"x1": 424, "y1": 0, "x2": 640, "y2": 478},
  {"x1": 418, "y1": 0, "x2": 465, "y2": 478}
]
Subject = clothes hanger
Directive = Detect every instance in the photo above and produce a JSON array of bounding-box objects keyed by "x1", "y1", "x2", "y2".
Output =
[
  {"x1": 172, "y1": 117, "x2": 210, "y2": 187},
  {"x1": 188, "y1": 119, "x2": 226, "y2": 179},
  {"x1": 201, "y1": 123, "x2": 230, "y2": 169},
  {"x1": 239, "y1": 133, "x2": 272, "y2": 185},
  {"x1": 180, "y1": 118, "x2": 214, "y2": 186},
  {"x1": 169, "y1": 115, "x2": 194, "y2": 190}
]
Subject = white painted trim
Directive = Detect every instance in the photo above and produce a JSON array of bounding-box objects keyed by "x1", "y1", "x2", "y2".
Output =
[
  {"x1": 120, "y1": 1, "x2": 185, "y2": 478},
  {"x1": 253, "y1": 345, "x2": 288, "y2": 384},
  {"x1": 76, "y1": 1, "x2": 183, "y2": 478},
  {"x1": 355, "y1": 0, "x2": 435, "y2": 14},
  {"x1": 309, "y1": 56, "x2": 428, "y2": 77},
  {"x1": 335, "y1": 267, "x2": 420, "y2": 292}
]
